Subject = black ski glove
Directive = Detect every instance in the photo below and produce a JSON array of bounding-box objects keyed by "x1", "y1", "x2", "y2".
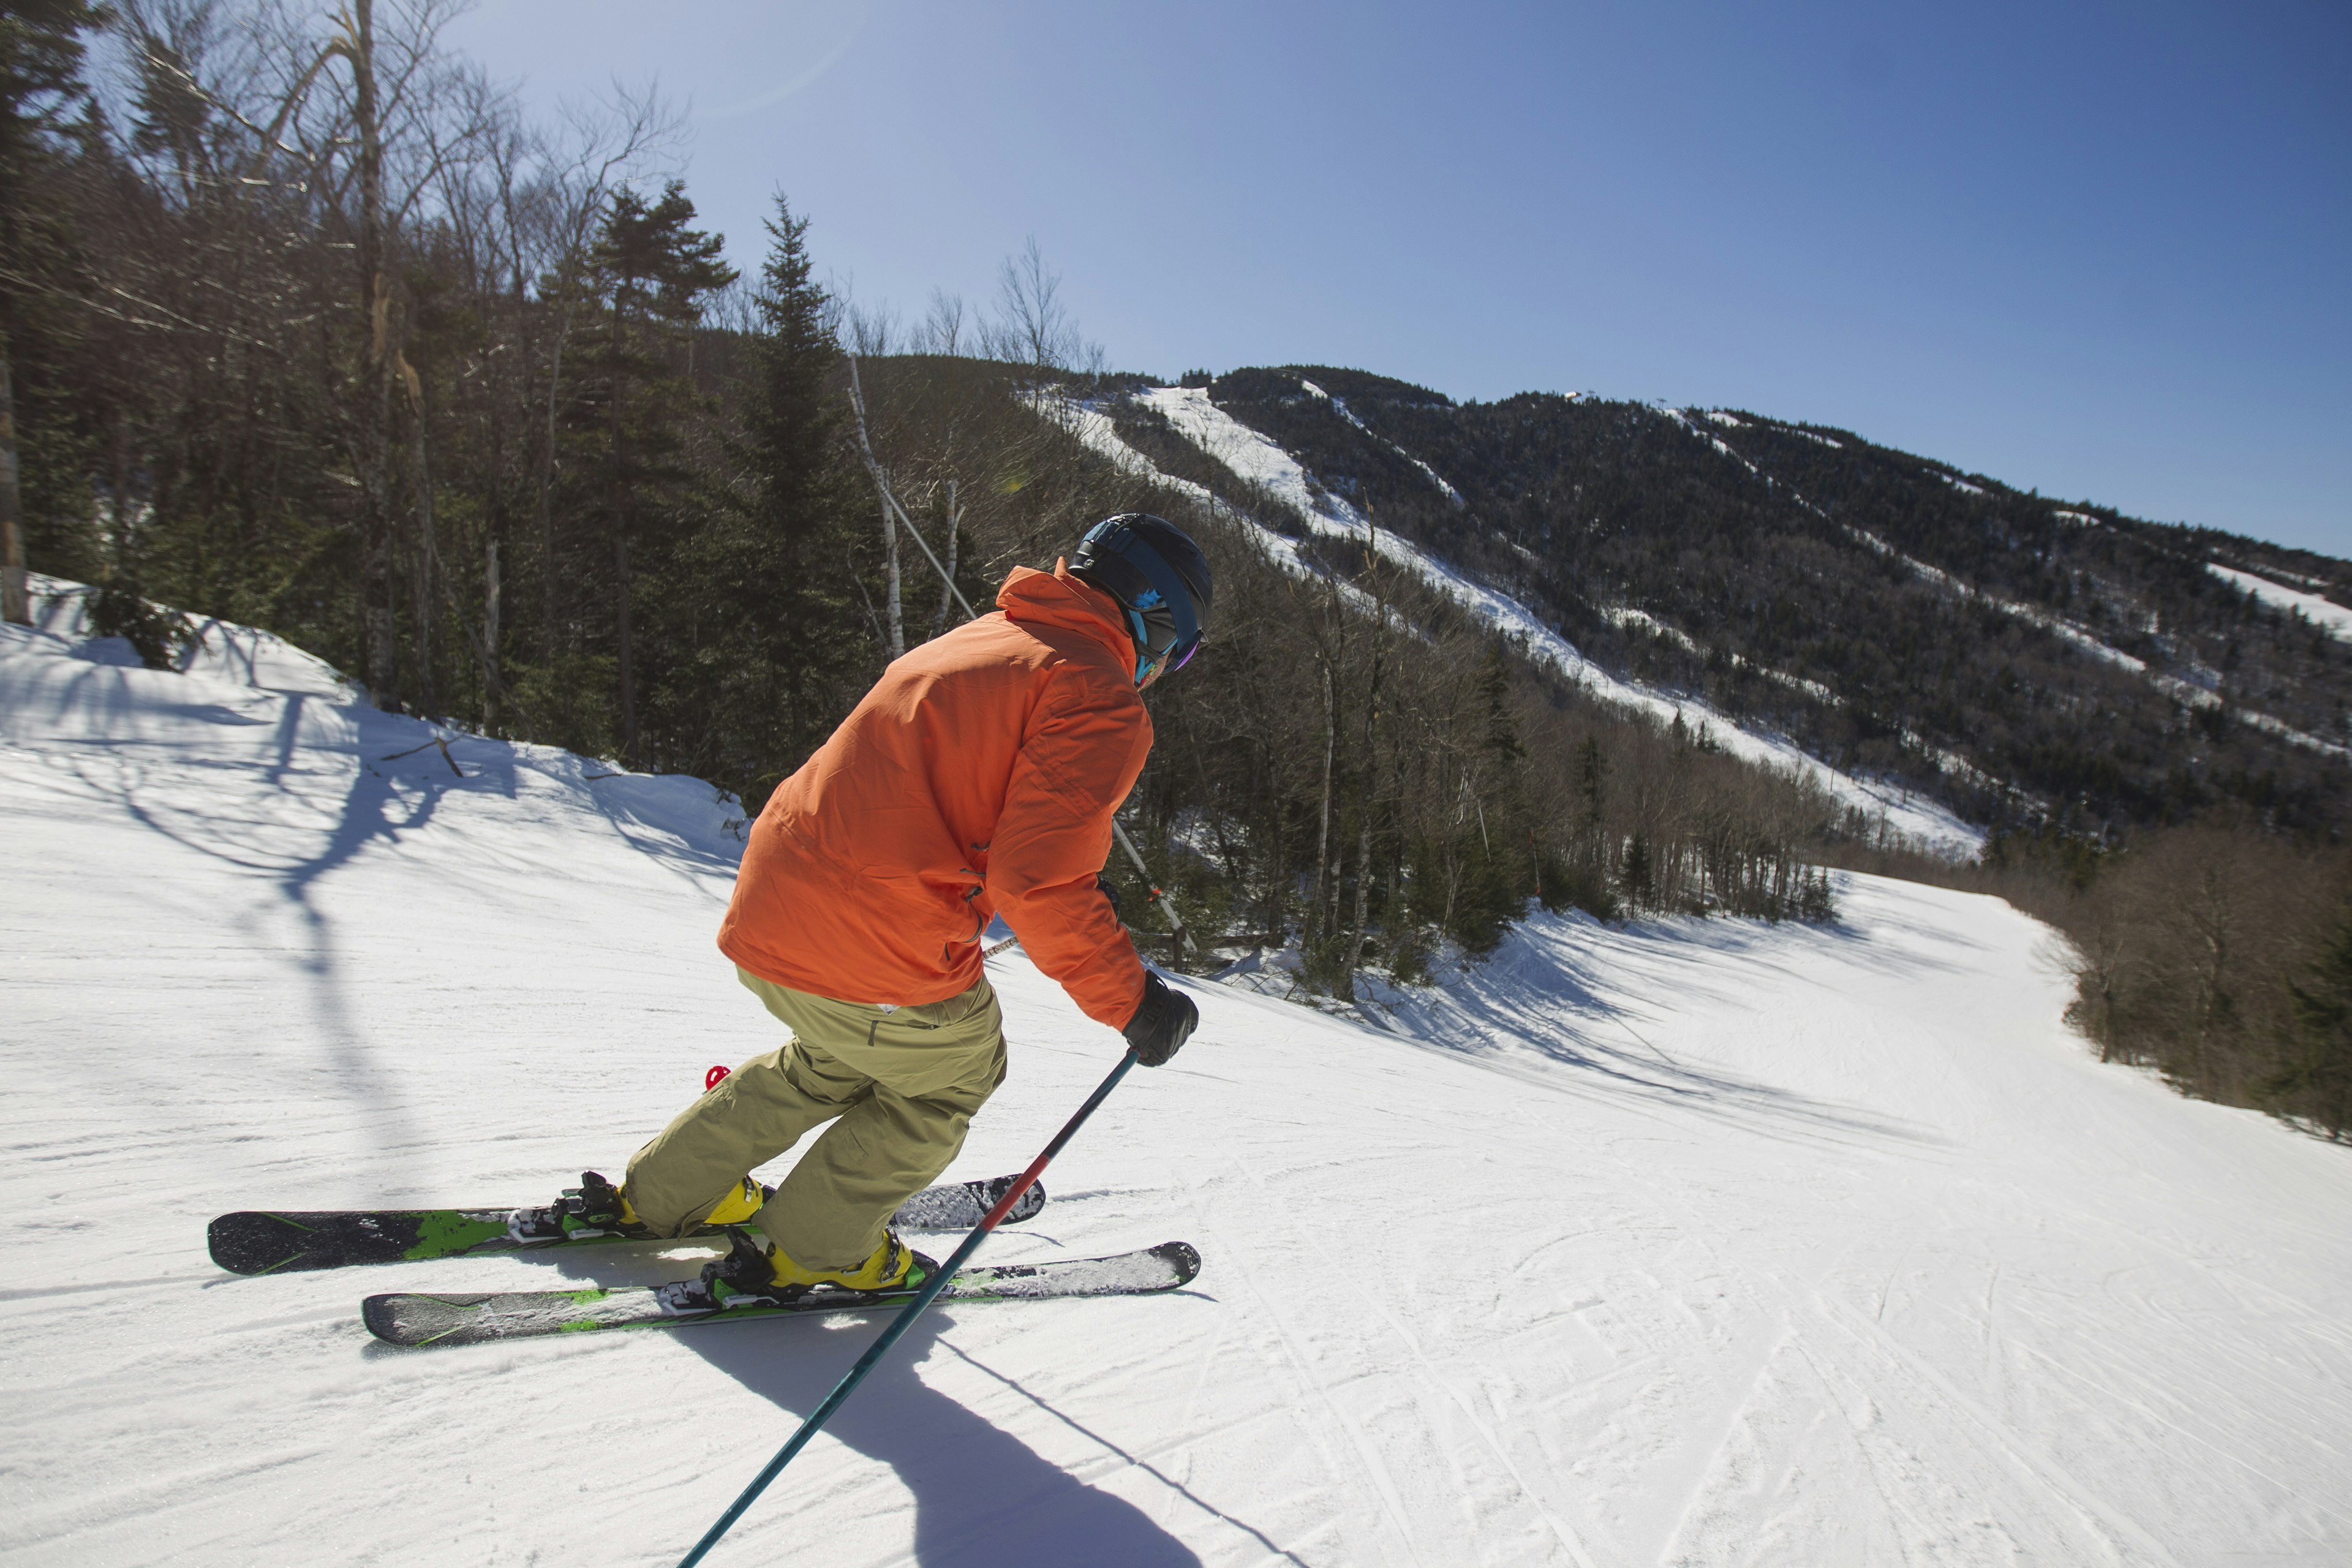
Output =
[
  {"x1": 1122, "y1": 971, "x2": 1198, "y2": 1068},
  {"x1": 1096, "y1": 871, "x2": 1124, "y2": 924}
]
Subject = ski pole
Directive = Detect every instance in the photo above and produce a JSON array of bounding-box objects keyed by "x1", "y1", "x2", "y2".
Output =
[{"x1": 675, "y1": 1049, "x2": 1144, "y2": 1567}]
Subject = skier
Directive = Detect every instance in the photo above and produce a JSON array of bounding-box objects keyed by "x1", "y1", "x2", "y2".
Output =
[{"x1": 569, "y1": 514, "x2": 1212, "y2": 1302}]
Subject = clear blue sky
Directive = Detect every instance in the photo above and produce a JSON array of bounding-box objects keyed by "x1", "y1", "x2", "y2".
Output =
[{"x1": 447, "y1": 1, "x2": 2350, "y2": 555}]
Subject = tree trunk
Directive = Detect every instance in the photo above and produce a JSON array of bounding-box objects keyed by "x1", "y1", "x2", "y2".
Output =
[
  {"x1": 930, "y1": 478, "x2": 959, "y2": 641},
  {"x1": 609, "y1": 300, "x2": 634, "y2": 760},
  {"x1": 350, "y1": 0, "x2": 399, "y2": 710},
  {"x1": 408, "y1": 398, "x2": 437, "y2": 715},
  {"x1": 878, "y1": 477, "x2": 903, "y2": 658},
  {"x1": 1343, "y1": 507, "x2": 1384, "y2": 993},
  {"x1": 0, "y1": 349, "x2": 25, "y2": 625},
  {"x1": 483, "y1": 535, "x2": 501, "y2": 730},
  {"x1": 363, "y1": 532, "x2": 398, "y2": 708},
  {"x1": 108, "y1": 409, "x2": 131, "y2": 573},
  {"x1": 1344, "y1": 811, "x2": 1374, "y2": 995},
  {"x1": 537, "y1": 299, "x2": 573, "y2": 663},
  {"x1": 1311, "y1": 656, "x2": 1336, "y2": 943},
  {"x1": 616, "y1": 533, "x2": 635, "y2": 761},
  {"x1": 843, "y1": 360, "x2": 903, "y2": 658}
]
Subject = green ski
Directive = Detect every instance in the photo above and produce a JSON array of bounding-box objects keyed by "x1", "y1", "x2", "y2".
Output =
[
  {"x1": 208, "y1": 1173, "x2": 1046, "y2": 1276},
  {"x1": 363, "y1": 1241, "x2": 1201, "y2": 1347}
]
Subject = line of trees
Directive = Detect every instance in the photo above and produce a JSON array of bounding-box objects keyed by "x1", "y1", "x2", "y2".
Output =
[
  {"x1": 2040, "y1": 825, "x2": 2352, "y2": 1140},
  {"x1": 1828, "y1": 823, "x2": 2352, "y2": 1140},
  {"x1": 3, "y1": 0, "x2": 1845, "y2": 1022},
  {"x1": 1144, "y1": 523, "x2": 1844, "y2": 991},
  {"x1": 778, "y1": 355, "x2": 1845, "y2": 997},
  {"x1": 0, "y1": 0, "x2": 890, "y2": 804}
]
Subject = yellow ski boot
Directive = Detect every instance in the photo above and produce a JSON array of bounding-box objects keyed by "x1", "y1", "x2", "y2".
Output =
[
  {"x1": 703, "y1": 1226, "x2": 937, "y2": 1306},
  {"x1": 564, "y1": 1172, "x2": 766, "y2": 1239},
  {"x1": 697, "y1": 1176, "x2": 767, "y2": 1229}
]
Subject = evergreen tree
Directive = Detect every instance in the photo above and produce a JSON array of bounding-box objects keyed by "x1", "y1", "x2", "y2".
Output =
[
  {"x1": 1621, "y1": 833, "x2": 1653, "y2": 908},
  {"x1": 1, "y1": 0, "x2": 109, "y2": 622},
  {"x1": 1480, "y1": 642, "x2": 1526, "y2": 764},
  {"x1": 551, "y1": 181, "x2": 732, "y2": 761},
  {"x1": 649, "y1": 192, "x2": 868, "y2": 810}
]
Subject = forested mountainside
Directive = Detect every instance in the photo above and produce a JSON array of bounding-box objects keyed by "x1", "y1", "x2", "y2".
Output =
[{"x1": 1169, "y1": 366, "x2": 2352, "y2": 840}]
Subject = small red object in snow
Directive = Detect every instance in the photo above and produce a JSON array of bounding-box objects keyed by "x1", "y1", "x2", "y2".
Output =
[{"x1": 706, "y1": 1065, "x2": 732, "y2": 1091}]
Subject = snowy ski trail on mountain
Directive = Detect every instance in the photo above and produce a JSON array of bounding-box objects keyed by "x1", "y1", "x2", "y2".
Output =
[
  {"x1": 1110, "y1": 386, "x2": 1980, "y2": 856},
  {"x1": 2209, "y1": 563, "x2": 2352, "y2": 644},
  {"x1": 5, "y1": 584, "x2": 2350, "y2": 1566}
]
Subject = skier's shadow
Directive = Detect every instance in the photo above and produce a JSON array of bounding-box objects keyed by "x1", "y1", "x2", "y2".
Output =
[{"x1": 677, "y1": 1308, "x2": 1202, "y2": 1567}]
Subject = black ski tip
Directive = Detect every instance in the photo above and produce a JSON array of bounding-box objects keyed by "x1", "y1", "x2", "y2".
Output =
[
  {"x1": 363, "y1": 1291, "x2": 500, "y2": 1348},
  {"x1": 360, "y1": 1293, "x2": 405, "y2": 1342},
  {"x1": 994, "y1": 1174, "x2": 1046, "y2": 1226},
  {"x1": 208, "y1": 1212, "x2": 313, "y2": 1276},
  {"x1": 1154, "y1": 1240, "x2": 1203, "y2": 1288},
  {"x1": 893, "y1": 1172, "x2": 1048, "y2": 1233}
]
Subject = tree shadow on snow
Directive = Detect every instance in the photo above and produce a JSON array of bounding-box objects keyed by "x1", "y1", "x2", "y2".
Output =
[
  {"x1": 63, "y1": 694, "x2": 472, "y2": 1175},
  {"x1": 1371, "y1": 912, "x2": 1949, "y2": 1154},
  {"x1": 669, "y1": 1306, "x2": 1205, "y2": 1567}
]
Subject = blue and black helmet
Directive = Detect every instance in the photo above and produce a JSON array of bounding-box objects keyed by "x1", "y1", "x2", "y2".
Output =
[{"x1": 1070, "y1": 514, "x2": 1214, "y2": 684}]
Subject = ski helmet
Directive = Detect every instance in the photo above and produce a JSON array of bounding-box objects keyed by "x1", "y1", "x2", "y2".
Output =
[{"x1": 1070, "y1": 513, "x2": 1214, "y2": 684}]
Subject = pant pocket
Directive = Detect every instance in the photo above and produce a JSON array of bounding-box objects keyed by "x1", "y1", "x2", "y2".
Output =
[{"x1": 895, "y1": 979, "x2": 993, "y2": 1032}]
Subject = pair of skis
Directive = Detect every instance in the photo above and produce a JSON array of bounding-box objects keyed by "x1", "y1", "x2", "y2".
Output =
[
  {"x1": 213, "y1": 1173, "x2": 1199, "y2": 1349},
  {"x1": 238, "y1": 1053, "x2": 1172, "y2": 1561}
]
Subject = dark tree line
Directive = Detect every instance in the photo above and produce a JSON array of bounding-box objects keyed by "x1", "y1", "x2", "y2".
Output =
[{"x1": 796, "y1": 356, "x2": 1844, "y2": 997}]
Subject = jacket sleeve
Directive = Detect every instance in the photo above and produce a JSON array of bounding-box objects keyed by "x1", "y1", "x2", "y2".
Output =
[{"x1": 987, "y1": 664, "x2": 1154, "y2": 1029}]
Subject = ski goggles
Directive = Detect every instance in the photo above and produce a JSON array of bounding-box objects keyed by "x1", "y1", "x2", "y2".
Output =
[
  {"x1": 1133, "y1": 599, "x2": 1203, "y2": 678},
  {"x1": 1095, "y1": 524, "x2": 1202, "y2": 678}
]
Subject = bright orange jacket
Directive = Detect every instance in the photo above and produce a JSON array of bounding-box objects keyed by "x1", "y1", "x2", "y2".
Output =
[{"x1": 717, "y1": 564, "x2": 1153, "y2": 1030}]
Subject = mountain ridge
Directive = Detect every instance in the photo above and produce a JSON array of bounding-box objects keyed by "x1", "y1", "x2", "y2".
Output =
[{"x1": 1112, "y1": 364, "x2": 2352, "y2": 843}]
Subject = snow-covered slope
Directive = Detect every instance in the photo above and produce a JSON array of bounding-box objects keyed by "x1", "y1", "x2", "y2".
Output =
[
  {"x1": 2209, "y1": 562, "x2": 2352, "y2": 643},
  {"x1": 1087, "y1": 388, "x2": 1981, "y2": 857},
  {"x1": 6, "y1": 590, "x2": 2350, "y2": 1566}
]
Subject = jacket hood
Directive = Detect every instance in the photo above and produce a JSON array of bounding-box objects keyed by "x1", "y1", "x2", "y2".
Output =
[{"x1": 997, "y1": 564, "x2": 1138, "y2": 680}]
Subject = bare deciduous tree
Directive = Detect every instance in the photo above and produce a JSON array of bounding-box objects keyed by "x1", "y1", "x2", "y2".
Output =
[
  {"x1": 987, "y1": 234, "x2": 1079, "y2": 373},
  {"x1": 916, "y1": 287, "x2": 966, "y2": 356}
]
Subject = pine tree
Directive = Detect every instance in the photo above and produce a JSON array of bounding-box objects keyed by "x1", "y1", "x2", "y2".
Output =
[
  {"x1": 1621, "y1": 833, "x2": 1653, "y2": 910},
  {"x1": 1480, "y1": 643, "x2": 1525, "y2": 764},
  {"x1": 650, "y1": 192, "x2": 867, "y2": 810},
  {"x1": 556, "y1": 181, "x2": 732, "y2": 762},
  {"x1": 1, "y1": 0, "x2": 110, "y2": 623}
]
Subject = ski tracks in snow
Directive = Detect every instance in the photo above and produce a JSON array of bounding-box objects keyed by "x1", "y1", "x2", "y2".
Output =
[
  {"x1": 9, "y1": 606, "x2": 2352, "y2": 1565},
  {"x1": 1223, "y1": 1144, "x2": 1600, "y2": 1568}
]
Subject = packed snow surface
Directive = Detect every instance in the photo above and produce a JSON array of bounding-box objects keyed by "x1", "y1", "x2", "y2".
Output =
[{"x1": 6, "y1": 588, "x2": 2351, "y2": 1566}]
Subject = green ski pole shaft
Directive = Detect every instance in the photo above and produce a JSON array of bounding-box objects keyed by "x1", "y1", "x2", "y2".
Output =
[{"x1": 676, "y1": 1049, "x2": 1142, "y2": 1567}]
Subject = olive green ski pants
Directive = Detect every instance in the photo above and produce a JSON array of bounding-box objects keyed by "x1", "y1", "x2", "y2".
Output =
[{"x1": 624, "y1": 968, "x2": 1007, "y2": 1270}]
